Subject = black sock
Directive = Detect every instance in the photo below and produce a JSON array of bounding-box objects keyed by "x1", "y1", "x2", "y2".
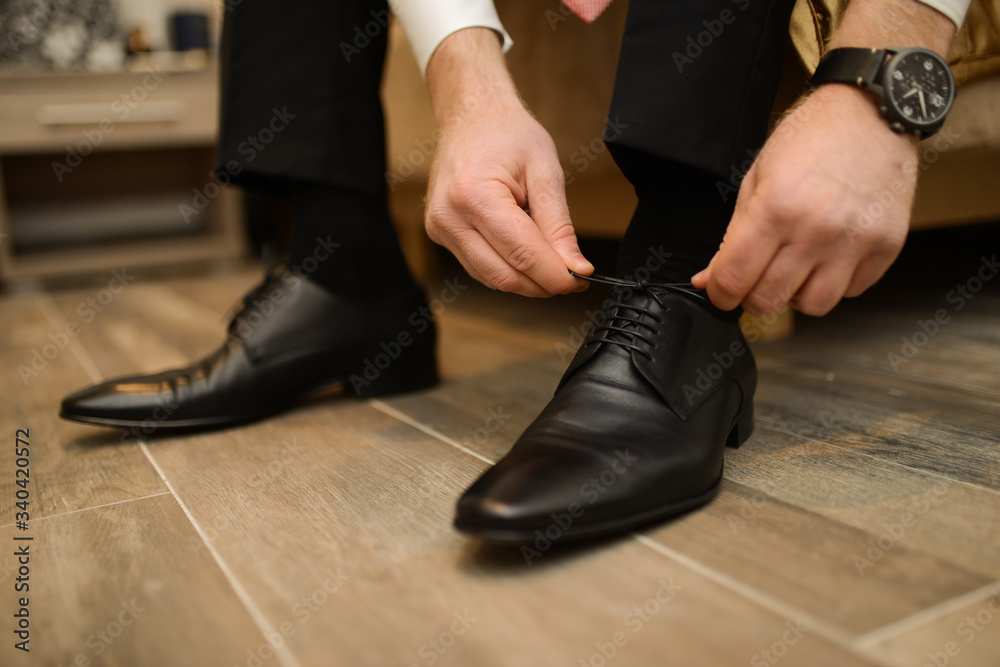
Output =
[
  {"x1": 288, "y1": 183, "x2": 417, "y2": 299},
  {"x1": 611, "y1": 147, "x2": 741, "y2": 321}
]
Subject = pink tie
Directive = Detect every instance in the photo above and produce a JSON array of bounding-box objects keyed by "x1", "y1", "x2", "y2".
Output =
[{"x1": 562, "y1": 0, "x2": 614, "y2": 23}]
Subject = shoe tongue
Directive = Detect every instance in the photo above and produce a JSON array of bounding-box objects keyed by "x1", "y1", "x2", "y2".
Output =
[{"x1": 560, "y1": 288, "x2": 746, "y2": 420}]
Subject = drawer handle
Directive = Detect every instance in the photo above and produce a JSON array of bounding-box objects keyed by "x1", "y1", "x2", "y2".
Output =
[{"x1": 36, "y1": 100, "x2": 186, "y2": 126}]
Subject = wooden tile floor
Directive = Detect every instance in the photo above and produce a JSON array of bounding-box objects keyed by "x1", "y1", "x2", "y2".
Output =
[{"x1": 1, "y1": 226, "x2": 999, "y2": 666}]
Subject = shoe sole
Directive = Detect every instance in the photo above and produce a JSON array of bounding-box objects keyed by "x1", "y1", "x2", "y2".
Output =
[
  {"x1": 453, "y1": 478, "x2": 722, "y2": 546},
  {"x1": 59, "y1": 373, "x2": 439, "y2": 434}
]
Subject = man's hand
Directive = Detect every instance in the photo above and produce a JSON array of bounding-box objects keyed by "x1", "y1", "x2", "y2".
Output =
[
  {"x1": 424, "y1": 29, "x2": 593, "y2": 298},
  {"x1": 692, "y1": 0, "x2": 955, "y2": 315},
  {"x1": 692, "y1": 85, "x2": 918, "y2": 316}
]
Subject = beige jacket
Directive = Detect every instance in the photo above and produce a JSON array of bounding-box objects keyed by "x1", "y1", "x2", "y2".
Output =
[{"x1": 791, "y1": 0, "x2": 1000, "y2": 83}]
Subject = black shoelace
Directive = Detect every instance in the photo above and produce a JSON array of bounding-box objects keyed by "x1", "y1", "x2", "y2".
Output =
[
  {"x1": 221, "y1": 263, "x2": 290, "y2": 334},
  {"x1": 570, "y1": 271, "x2": 708, "y2": 359}
]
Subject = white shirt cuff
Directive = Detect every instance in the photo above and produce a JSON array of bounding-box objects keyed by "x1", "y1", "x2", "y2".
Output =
[
  {"x1": 916, "y1": 0, "x2": 972, "y2": 28},
  {"x1": 389, "y1": 0, "x2": 513, "y2": 77}
]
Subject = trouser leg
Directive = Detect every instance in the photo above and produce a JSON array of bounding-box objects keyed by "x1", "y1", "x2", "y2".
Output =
[
  {"x1": 607, "y1": 0, "x2": 797, "y2": 301},
  {"x1": 217, "y1": 0, "x2": 391, "y2": 195}
]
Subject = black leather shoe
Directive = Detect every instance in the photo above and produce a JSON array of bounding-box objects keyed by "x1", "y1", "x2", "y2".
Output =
[
  {"x1": 60, "y1": 268, "x2": 438, "y2": 432},
  {"x1": 454, "y1": 273, "x2": 755, "y2": 545}
]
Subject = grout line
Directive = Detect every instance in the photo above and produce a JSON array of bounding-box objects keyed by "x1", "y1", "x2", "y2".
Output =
[
  {"x1": 367, "y1": 399, "x2": 496, "y2": 465},
  {"x1": 853, "y1": 579, "x2": 1000, "y2": 650},
  {"x1": 33, "y1": 288, "x2": 302, "y2": 667},
  {"x1": 371, "y1": 397, "x2": 875, "y2": 659},
  {"x1": 137, "y1": 442, "x2": 302, "y2": 667},
  {"x1": 0, "y1": 492, "x2": 173, "y2": 529},
  {"x1": 632, "y1": 534, "x2": 865, "y2": 654},
  {"x1": 755, "y1": 421, "x2": 1000, "y2": 500}
]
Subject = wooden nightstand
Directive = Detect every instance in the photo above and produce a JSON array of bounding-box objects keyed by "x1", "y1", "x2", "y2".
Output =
[{"x1": 0, "y1": 55, "x2": 245, "y2": 282}]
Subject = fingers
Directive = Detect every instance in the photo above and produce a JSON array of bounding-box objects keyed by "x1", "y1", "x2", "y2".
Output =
[
  {"x1": 693, "y1": 204, "x2": 783, "y2": 312},
  {"x1": 426, "y1": 135, "x2": 591, "y2": 297},
  {"x1": 788, "y1": 260, "x2": 855, "y2": 316},
  {"x1": 693, "y1": 196, "x2": 863, "y2": 316},
  {"x1": 433, "y1": 223, "x2": 554, "y2": 298},
  {"x1": 738, "y1": 245, "x2": 818, "y2": 315},
  {"x1": 426, "y1": 180, "x2": 586, "y2": 297},
  {"x1": 844, "y1": 249, "x2": 900, "y2": 298},
  {"x1": 471, "y1": 180, "x2": 588, "y2": 295},
  {"x1": 524, "y1": 159, "x2": 595, "y2": 278}
]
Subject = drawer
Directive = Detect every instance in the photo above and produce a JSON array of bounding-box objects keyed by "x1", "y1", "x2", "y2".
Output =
[{"x1": 0, "y1": 68, "x2": 218, "y2": 153}]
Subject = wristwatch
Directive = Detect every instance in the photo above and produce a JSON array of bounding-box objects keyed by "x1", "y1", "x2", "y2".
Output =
[{"x1": 809, "y1": 47, "x2": 955, "y2": 138}]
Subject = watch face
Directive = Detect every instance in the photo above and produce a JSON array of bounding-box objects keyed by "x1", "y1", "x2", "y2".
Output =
[{"x1": 884, "y1": 50, "x2": 955, "y2": 132}]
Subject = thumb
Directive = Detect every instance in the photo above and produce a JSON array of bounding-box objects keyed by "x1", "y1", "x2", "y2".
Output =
[
  {"x1": 691, "y1": 260, "x2": 713, "y2": 289},
  {"x1": 525, "y1": 160, "x2": 594, "y2": 276}
]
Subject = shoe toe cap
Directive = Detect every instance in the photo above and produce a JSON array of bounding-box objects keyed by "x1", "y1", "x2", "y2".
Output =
[
  {"x1": 60, "y1": 377, "x2": 174, "y2": 423},
  {"x1": 455, "y1": 442, "x2": 641, "y2": 537}
]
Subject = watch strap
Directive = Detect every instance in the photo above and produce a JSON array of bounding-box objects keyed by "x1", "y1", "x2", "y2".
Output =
[{"x1": 810, "y1": 47, "x2": 887, "y2": 88}]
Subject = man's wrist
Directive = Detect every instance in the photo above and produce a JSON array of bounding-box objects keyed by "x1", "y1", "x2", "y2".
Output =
[
  {"x1": 813, "y1": 0, "x2": 956, "y2": 140},
  {"x1": 827, "y1": 0, "x2": 955, "y2": 56},
  {"x1": 806, "y1": 83, "x2": 920, "y2": 149},
  {"x1": 426, "y1": 28, "x2": 521, "y2": 129}
]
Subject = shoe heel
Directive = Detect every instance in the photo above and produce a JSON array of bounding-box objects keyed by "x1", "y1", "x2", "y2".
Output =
[
  {"x1": 352, "y1": 349, "x2": 439, "y2": 398},
  {"x1": 726, "y1": 405, "x2": 754, "y2": 448}
]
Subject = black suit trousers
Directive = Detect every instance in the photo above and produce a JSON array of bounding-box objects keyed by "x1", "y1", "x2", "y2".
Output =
[
  {"x1": 217, "y1": 0, "x2": 796, "y2": 193},
  {"x1": 217, "y1": 0, "x2": 391, "y2": 195}
]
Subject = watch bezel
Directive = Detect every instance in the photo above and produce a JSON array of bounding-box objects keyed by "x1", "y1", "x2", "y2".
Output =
[{"x1": 879, "y1": 47, "x2": 955, "y2": 137}]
